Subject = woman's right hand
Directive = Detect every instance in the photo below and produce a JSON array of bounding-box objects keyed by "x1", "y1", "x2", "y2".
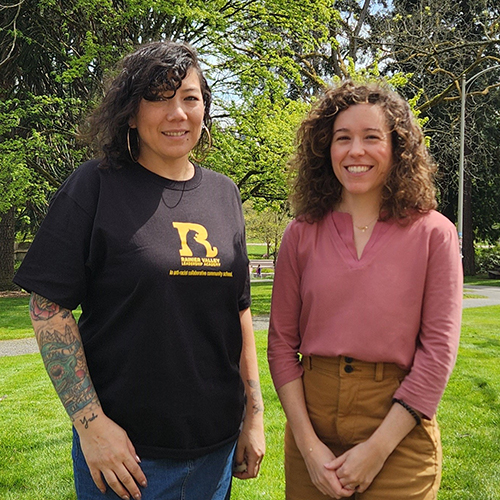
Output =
[
  {"x1": 76, "y1": 413, "x2": 147, "y2": 500},
  {"x1": 302, "y1": 440, "x2": 355, "y2": 499}
]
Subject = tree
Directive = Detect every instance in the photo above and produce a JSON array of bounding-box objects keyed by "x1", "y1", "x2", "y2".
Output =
[
  {"x1": 372, "y1": 0, "x2": 500, "y2": 274},
  {"x1": 2, "y1": 0, "x2": 498, "y2": 287},
  {"x1": 0, "y1": 0, "x2": 343, "y2": 289},
  {"x1": 206, "y1": 93, "x2": 310, "y2": 204},
  {"x1": 243, "y1": 201, "x2": 291, "y2": 263}
]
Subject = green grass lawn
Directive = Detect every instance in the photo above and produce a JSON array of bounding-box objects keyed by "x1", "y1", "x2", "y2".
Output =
[
  {"x1": 464, "y1": 274, "x2": 500, "y2": 287},
  {"x1": 2, "y1": 277, "x2": 495, "y2": 341},
  {"x1": 249, "y1": 282, "x2": 273, "y2": 316},
  {"x1": 0, "y1": 297, "x2": 39, "y2": 340},
  {"x1": 1, "y1": 305, "x2": 500, "y2": 499},
  {"x1": 247, "y1": 243, "x2": 269, "y2": 260},
  {"x1": 438, "y1": 306, "x2": 500, "y2": 500},
  {"x1": 0, "y1": 285, "x2": 271, "y2": 342},
  {"x1": 0, "y1": 295, "x2": 83, "y2": 341},
  {"x1": 463, "y1": 292, "x2": 488, "y2": 299}
]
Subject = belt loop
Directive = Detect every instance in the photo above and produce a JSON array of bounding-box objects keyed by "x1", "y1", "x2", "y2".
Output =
[
  {"x1": 375, "y1": 362, "x2": 384, "y2": 382},
  {"x1": 302, "y1": 355, "x2": 312, "y2": 370}
]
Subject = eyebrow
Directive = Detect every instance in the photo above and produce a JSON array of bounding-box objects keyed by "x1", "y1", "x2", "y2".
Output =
[
  {"x1": 333, "y1": 127, "x2": 384, "y2": 135},
  {"x1": 179, "y1": 86, "x2": 201, "y2": 93}
]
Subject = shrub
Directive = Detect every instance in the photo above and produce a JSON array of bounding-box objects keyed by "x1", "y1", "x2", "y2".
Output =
[{"x1": 475, "y1": 244, "x2": 500, "y2": 273}]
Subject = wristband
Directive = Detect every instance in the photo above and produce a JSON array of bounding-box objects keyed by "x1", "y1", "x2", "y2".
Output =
[{"x1": 392, "y1": 398, "x2": 422, "y2": 425}]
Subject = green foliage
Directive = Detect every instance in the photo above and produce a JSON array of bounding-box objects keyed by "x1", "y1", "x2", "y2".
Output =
[
  {"x1": 382, "y1": 0, "x2": 500, "y2": 271},
  {"x1": 2, "y1": 0, "x2": 498, "y2": 287},
  {"x1": 207, "y1": 95, "x2": 309, "y2": 204},
  {"x1": 0, "y1": 94, "x2": 88, "y2": 235},
  {"x1": 475, "y1": 244, "x2": 500, "y2": 274},
  {"x1": 243, "y1": 202, "x2": 291, "y2": 260}
]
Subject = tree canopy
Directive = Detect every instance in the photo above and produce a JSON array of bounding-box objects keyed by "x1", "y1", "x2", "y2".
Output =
[{"x1": 0, "y1": 0, "x2": 499, "y2": 287}]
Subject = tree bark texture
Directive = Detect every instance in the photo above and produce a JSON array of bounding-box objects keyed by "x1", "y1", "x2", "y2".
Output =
[{"x1": 0, "y1": 206, "x2": 17, "y2": 290}]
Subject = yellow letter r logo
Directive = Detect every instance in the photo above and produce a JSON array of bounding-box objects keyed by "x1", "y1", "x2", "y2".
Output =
[{"x1": 172, "y1": 222, "x2": 218, "y2": 257}]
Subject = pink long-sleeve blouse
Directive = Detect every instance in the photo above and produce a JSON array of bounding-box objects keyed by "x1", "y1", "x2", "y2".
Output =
[{"x1": 268, "y1": 210, "x2": 463, "y2": 418}]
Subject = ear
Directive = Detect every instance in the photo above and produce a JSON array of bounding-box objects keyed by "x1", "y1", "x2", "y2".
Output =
[{"x1": 128, "y1": 116, "x2": 137, "y2": 128}]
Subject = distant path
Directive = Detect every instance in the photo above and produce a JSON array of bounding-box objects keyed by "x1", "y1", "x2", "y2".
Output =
[
  {"x1": 1, "y1": 286, "x2": 499, "y2": 358},
  {"x1": 0, "y1": 337, "x2": 38, "y2": 357},
  {"x1": 462, "y1": 285, "x2": 500, "y2": 308}
]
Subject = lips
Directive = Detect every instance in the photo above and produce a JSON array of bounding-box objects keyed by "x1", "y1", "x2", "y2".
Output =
[
  {"x1": 162, "y1": 131, "x2": 188, "y2": 137},
  {"x1": 346, "y1": 165, "x2": 372, "y2": 173}
]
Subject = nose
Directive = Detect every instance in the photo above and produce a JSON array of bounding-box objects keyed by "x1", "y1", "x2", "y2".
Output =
[
  {"x1": 165, "y1": 100, "x2": 188, "y2": 121},
  {"x1": 350, "y1": 136, "x2": 365, "y2": 156}
]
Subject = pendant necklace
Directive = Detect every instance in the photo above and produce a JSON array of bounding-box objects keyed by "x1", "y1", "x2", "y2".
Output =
[
  {"x1": 354, "y1": 215, "x2": 379, "y2": 232},
  {"x1": 162, "y1": 181, "x2": 186, "y2": 209}
]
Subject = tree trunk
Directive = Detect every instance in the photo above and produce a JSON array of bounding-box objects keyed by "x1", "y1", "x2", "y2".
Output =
[
  {"x1": 462, "y1": 169, "x2": 475, "y2": 276},
  {"x1": 0, "y1": 206, "x2": 17, "y2": 290}
]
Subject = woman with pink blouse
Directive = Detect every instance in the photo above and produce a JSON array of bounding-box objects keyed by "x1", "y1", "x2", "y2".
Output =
[{"x1": 268, "y1": 81, "x2": 462, "y2": 499}]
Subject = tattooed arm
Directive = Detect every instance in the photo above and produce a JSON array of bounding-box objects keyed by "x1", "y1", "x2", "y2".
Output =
[
  {"x1": 233, "y1": 307, "x2": 266, "y2": 480},
  {"x1": 29, "y1": 293, "x2": 147, "y2": 500}
]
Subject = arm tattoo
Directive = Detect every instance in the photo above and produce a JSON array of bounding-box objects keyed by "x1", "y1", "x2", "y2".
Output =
[
  {"x1": 246, "y1": 379, "x2": 264, "y2": 415},
  {"x1": 38, "y1": 324, "x2": 99, "y2": 420},
  {"x1": 80, "y1": 412, "x2": 99, "y2": 429},
  {"x1": 30, "y1": 293, "x2": 70, "y2": 321}
]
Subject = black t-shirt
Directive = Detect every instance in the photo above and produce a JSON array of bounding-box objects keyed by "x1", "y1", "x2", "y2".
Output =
[{"x1": 14, "y1": 160, "x2": 251, "y2": 459}]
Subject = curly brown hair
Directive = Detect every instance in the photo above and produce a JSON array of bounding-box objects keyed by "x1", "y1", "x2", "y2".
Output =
[
  {"x1": 291, "y1": 80, "x2": 437, "y2": 223},
  {"x1": 82, "y1": 41, "x2": 212, "y2": 169}
]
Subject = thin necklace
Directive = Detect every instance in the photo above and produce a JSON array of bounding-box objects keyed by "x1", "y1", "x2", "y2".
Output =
[
  {"x1": 354, "y1": 215, "x2": 379, "y2": 232},
  {"x1": 162, "y1": 181, "x2": 186, "y2": 209}
]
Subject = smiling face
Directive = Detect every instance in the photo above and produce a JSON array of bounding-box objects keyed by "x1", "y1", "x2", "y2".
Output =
[
  {"x1": 330, "y1": 103, "x2": 393, "y2": 203},
  {"x1": 129, "y1": 68, "x2": 205, "y2": 174}
]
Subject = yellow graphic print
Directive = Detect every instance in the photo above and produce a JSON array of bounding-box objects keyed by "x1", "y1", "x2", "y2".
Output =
[
  {"x1": 172, "y1": 222, "x2": 218, "y2": 257},
  {"x1": 171, "y1": 223, "x2": 228, "y2": 275}
]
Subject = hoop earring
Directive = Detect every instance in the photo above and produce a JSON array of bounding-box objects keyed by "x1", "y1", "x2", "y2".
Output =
[
  {"x1": 127, "y1": 127, "x2": 139, "y2": 163},
  {"x1": 190, "y1": 124, "x2": 213, "y2": 163},
  {"x1": 202, "y1": 123, "x2": 213, "y2": 150}
]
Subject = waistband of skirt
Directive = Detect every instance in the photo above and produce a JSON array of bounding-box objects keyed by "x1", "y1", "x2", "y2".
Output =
[{"x1": 301, "y1": 355, "x2": 409, "y2": 382}]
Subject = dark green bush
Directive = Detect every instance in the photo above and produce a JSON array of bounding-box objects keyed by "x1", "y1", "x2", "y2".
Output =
[{"x1": 475, "y1": 244, "x2": 500, "y2": 273}]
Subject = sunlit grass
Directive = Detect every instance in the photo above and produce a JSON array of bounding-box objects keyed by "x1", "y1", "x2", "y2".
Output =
[
  {"x1": 464, "y1": 274, "x2": 500, "y2": 287},
  {"x1": 1, "y1": 307, "x2": 500, "y2": 499},
  {"x1": 0, "y1": 296, "x2": 81, "y2": 341}
]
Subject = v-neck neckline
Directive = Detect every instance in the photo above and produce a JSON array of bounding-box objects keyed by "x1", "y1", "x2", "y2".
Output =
[{"x1": 328, "y1": 211, "x2": 397, "y2": 266}]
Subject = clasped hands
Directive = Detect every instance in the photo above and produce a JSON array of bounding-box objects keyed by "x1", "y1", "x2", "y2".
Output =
[{"x1": 303, "y1": 439, "x2": 387, "y2": 499}]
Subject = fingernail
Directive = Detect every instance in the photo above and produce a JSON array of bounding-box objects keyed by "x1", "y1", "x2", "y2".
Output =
[
  {"x1": 134, "y1": 494, "x2": 141, "y2": 500},
  {"x1": 141, "y1": 480, "x2": 147, "y2": 487},
  {"x1": 121, "y1": 496, "x2": 130, "y2": 500},
  {"x1": 136, "y1": 455, "x2": 141, "y2": 463}
]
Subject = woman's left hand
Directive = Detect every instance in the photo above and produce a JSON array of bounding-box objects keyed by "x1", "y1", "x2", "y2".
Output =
[
  {"x1": 324, "y1": 440, "x2": 387, "y2": 493},
  {"x1": 233, "y1": 416, "x2": 265, "y2": 479}
]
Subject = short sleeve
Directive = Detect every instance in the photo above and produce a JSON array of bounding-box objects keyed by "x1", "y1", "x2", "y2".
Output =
[
  {"x1": 235, "y1": 186, "x2": 251, "y2": 311},
  {"x1": 13, "y1": 163, "x2": 100, "y2": 310}
]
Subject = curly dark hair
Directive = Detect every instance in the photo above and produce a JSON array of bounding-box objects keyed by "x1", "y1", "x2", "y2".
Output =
[
  {"x1": 83, "y1": 41, "x2": 212, "y2": 168},
  {"x1": 291, "y1": 80, "x2": 437, "y2": 223}
]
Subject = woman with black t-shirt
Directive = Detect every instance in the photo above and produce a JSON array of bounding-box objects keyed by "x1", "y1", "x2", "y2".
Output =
[{"x1": 14, "y1": 41, "x2": 265, "y2": 500}]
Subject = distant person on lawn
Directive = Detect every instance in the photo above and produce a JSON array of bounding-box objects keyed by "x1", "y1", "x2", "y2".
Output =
[
  {"x1": 14, "y1": 41, "x2": 264, "y2": 500},
  {"x1": 268, "y1": 81, "x2": 462, "y2": 499}
]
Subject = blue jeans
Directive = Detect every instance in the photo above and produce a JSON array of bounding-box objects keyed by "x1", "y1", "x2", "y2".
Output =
[{"x1": 72, "y1": 429, "x2": 236, "y2": 500}]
